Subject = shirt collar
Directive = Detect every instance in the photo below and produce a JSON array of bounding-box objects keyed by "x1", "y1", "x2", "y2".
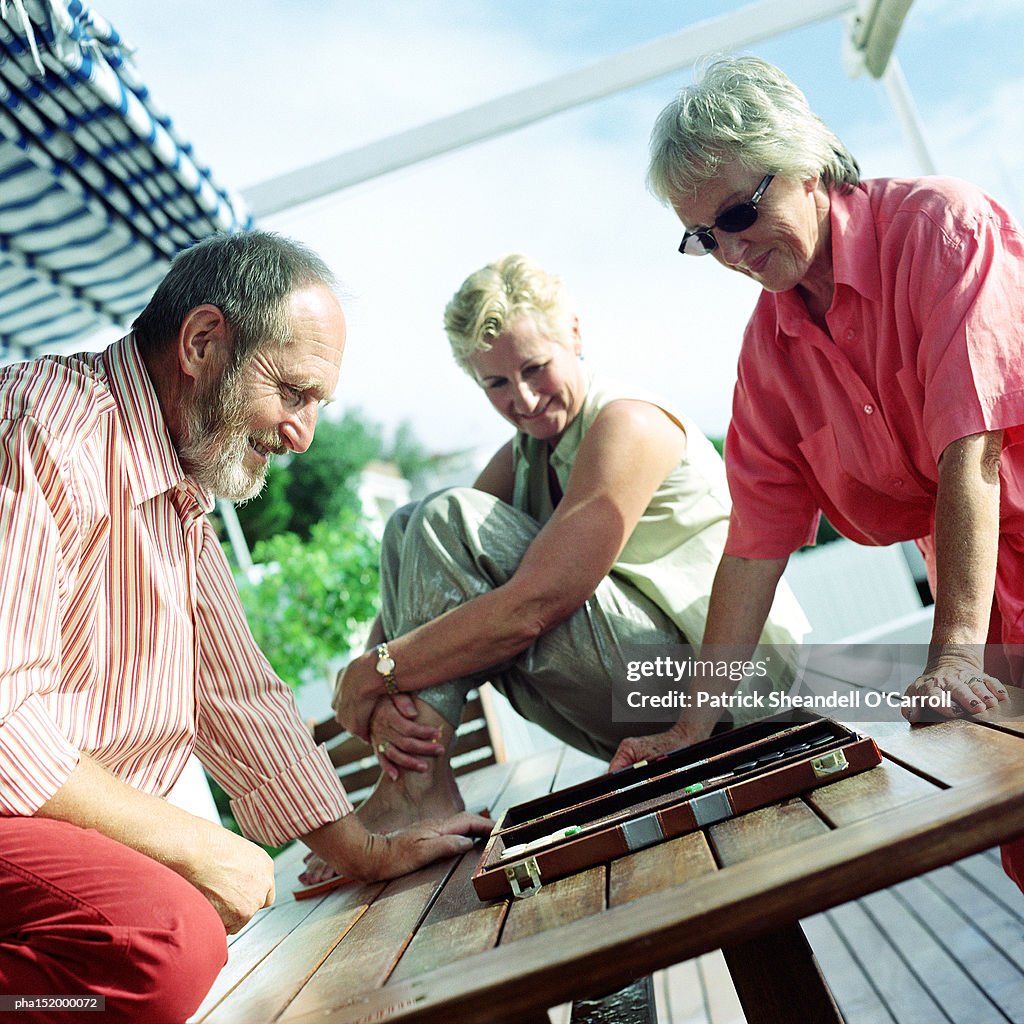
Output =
[
  {"x1": 773, "y1": 183, "x2": 882, "y2": 337},
  {"x1": 828, "y1": 184, "x2": 882, "y2": 302},
  {"x1": 100, "y1": 334, "x2": 215, "y2": 513}
]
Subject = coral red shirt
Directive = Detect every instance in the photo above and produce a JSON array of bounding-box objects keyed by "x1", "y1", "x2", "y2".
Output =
[
  {"x1": 724, "y1": 177, "x2": 1024, "y2": 638},
  {"x1": 0, "y1": 336, "x2": 351, "y2": 843}
]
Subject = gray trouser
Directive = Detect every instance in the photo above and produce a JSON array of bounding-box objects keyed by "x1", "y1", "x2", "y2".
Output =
[{"x1": 379, "y1": 488, "x2": 681, "y2": 760}]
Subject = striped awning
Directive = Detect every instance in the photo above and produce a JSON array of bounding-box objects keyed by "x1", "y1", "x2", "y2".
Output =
[{"x1": 0, "y1": 0, "x2": 251, "y2": 361}]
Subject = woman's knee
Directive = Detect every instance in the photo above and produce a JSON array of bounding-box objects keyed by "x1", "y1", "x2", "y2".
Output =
[
  {"x1": 382, "y1": 489, "x2": 495, "y2": 562},
  {"x1": 409, "y1": 487, "x2": 498, "y2": 531}
]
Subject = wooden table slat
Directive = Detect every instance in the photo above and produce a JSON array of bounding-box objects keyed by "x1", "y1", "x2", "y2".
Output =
[
  {"x1": 551, "y1": 747, "x2": 605, "y2": 792},
  {"x1": 388, "y1": 848, "x2": 506, "y2": 984},
  {"x1": 279, "y1": 857, "x2": 460, "y2": 1021},
  {"x1": 203, "y1": 884, "x2": 382, "y2": 1024},
  {"x1": 456, "y1": 759, "x2": 516, "y2": 816},
  {"x1": 500, "y1": 865, "x2": 606, "y2": 945},
  {"x1": 807, "y1": 757, "x2": 938, "y2": 827},
  {"x1": 206, "y1": 697, "x2": 1024, "y2": 1024},
  {"x1": 191, "y1": 890, "x2": 336, "y2": 1022},
  {"x1": 609, "y1": 831, "x2": 717, "y2": 906},
  {"x1": 843, "y1": 717, "x2": 1024, "y2": 787},
  {"x1": 489, "y1": 747, "x2": 567, "y2": 820},
  {"x1": 841, "y1": 686, "x2": 1024, "y2": 787},
  {"x1": 276, "y1": 766, "x2": 1024, "y2": 1024},
  {"x1": 709, "y1": 797, "x2": 829, "y2": 866}
]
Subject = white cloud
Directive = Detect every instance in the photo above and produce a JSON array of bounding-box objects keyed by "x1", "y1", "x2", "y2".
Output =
[
  {"x1": 912, "y1": 0, "x2": 1024, "y2": 27},
  {"x1": 101, "y1": 0, "x2": 573, "y2": 188}
]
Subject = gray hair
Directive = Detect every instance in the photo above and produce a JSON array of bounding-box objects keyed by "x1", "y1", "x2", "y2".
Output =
[
  {"x1": 647, "y1": 55, "x2": 860, "y2": 204},
  {"x1": 132, "y1": 231, "x2": 337, "y2": 371},
  {"x1": 444, "y1": 254, "x2": 574, "y2": 375}
]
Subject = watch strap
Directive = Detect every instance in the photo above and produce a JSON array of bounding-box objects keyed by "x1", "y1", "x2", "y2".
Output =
[{"x1": 375, "y1": 642, "x2": 399, "y2": 696}]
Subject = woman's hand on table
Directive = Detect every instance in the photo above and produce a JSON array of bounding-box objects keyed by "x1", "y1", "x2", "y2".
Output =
[
  {"x1": 608, "y1": 721, "x2": 711, "y2": 773},
  {"x1": 332, "y1": 654, "x2": 385, "y2": 741},
  {"x1": 902, "y1": 653, "x2": 1008, "y2": 723},
  {"x1": 369, "y1": 697, "x2": 445, "y2": 780}
]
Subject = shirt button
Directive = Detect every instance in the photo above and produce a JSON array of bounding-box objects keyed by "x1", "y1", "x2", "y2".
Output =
[
  {"x1": 892, "y1": 478, "x2": 904, "y2": 488},
  {"x1": 846, "y1": 329, "x2": 855, "y2": 340},
  {"x1": 863, "y1": 404, "x2": 874, "y2": 414}
]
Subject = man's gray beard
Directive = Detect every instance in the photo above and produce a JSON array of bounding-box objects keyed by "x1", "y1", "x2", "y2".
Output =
[{"x1": 177, "y1": 365, "x2": 269, "y2": 503}]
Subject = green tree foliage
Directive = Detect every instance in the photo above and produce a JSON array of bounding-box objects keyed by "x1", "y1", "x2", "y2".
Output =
[
  {"x1": 235, "y1": 506, "x2": 381, "y2": 691},
  {"x1": 234, "y1": 461, "x2": 292, "y2": 541},
  {"x1": 285, "y1": 414, "x2": 382, "y2": 539},
  {"x1": 235, "y1": 412, "x2": 382, "y2": 545}
]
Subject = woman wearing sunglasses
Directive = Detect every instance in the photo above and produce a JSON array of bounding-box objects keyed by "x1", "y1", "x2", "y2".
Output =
[{"x1": 610, "y1": 55, "x2": 1024, "y2": 889}]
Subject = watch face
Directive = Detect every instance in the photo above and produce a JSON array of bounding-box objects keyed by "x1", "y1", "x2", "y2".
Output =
[{"x1": 376, "y1": 655, "x2": 396, "y2": 675}]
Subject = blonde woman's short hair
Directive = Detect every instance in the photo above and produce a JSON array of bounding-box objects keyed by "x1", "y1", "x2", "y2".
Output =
[{"x1": 444, "y1": 254, "x2": 574, "y2": 375}]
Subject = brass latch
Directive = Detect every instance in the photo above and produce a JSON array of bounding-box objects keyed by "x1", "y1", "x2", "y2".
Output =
[
  {"x1": 505, "y1": 857, "x2": 542, "y2": 898},
  {"x1": 811, "y1": 749, "x2": 849, "y2": 777}
]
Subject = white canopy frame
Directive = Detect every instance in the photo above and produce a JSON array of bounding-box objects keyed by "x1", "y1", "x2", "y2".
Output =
[{"x1": 243, "y1": 0, "x2": 930, "y2": 221}]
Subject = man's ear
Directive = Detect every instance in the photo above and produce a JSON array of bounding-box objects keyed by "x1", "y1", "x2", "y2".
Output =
[{"x1": 178, "y1": 304, "x2": 231, "y2": 383}]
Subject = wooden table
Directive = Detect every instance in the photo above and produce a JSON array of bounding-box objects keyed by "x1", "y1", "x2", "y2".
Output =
[{"x1": 190, "y1": 688, "x2": 1024, "y2": 1024}]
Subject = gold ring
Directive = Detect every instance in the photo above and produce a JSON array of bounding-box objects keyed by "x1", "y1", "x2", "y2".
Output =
[{"x1": 376, "y1": 741, "x2": 390, "y2": 754}]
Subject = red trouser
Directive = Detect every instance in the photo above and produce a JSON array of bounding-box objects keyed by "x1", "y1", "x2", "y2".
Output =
[{"x1": 0, "y1": 817, "x2": 227, "y2": 1023}]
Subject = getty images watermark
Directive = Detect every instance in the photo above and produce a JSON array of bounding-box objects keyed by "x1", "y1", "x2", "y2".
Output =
[{"x1": 611, "y1": 643, "x2": 975, "y2": 723}]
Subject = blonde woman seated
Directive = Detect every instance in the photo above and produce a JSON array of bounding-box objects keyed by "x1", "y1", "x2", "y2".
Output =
[{"x1": 332, "y1": 254, "x2": 806, "y2": 830}]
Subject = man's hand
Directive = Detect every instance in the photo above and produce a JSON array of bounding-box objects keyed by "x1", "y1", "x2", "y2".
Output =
[
  {"x1": 366, "y1": 813, "x2": 494, "y2": 877},
  {"x1": 185, "y1": 818, "x2": 276, "y2": 933},
  {"x1": 37, "y1": 754, "x2": 276, "y2": 935},
  {"x1": 303, "y1": 809, "x2": 492, "y2": 883}
]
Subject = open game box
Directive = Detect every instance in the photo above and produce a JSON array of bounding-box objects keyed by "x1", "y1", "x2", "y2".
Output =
[{"x1": 472, "y1": 710, "x2": 881, "y2": 900}]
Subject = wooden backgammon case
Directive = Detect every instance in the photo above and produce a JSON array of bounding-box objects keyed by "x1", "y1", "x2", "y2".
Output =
[{"x1": 472, "y1": 711, "x2": 881, "y2": 900}]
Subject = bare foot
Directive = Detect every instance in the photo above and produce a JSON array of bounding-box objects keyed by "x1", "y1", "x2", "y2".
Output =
[
  {"x1": 357, "y1": 700, "x2": 464, "y2": 832},
  {"x1": 299, "y1": 850, "x2": 339, "y2": 886}
]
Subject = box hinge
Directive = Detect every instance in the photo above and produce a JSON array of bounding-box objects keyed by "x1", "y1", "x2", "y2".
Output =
[
  {"x1": 505, "y1": 857, "x2": 542, "y2": 898},
  {"x1": 811, "y1": 749, "x2": 849, "y2": 778}
]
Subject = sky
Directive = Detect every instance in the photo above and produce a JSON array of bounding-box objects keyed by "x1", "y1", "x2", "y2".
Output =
[{"x1": 88, "y1": 0, "x2": 1024, "y2": 467}]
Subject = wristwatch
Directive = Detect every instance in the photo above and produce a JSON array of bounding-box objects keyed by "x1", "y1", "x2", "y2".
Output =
[{"x1": 375, "y1": 642, "x2": 399, "y2": 696}]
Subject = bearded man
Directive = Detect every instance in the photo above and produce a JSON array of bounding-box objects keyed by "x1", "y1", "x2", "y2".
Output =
[{"x1": 0, "y1": 232, "x2": 488, "y2": 1024}]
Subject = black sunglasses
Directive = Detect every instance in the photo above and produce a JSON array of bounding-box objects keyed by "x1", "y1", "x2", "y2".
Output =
[{"x1": 678, "y1": 174, "x2": 774, "y2": 256}]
